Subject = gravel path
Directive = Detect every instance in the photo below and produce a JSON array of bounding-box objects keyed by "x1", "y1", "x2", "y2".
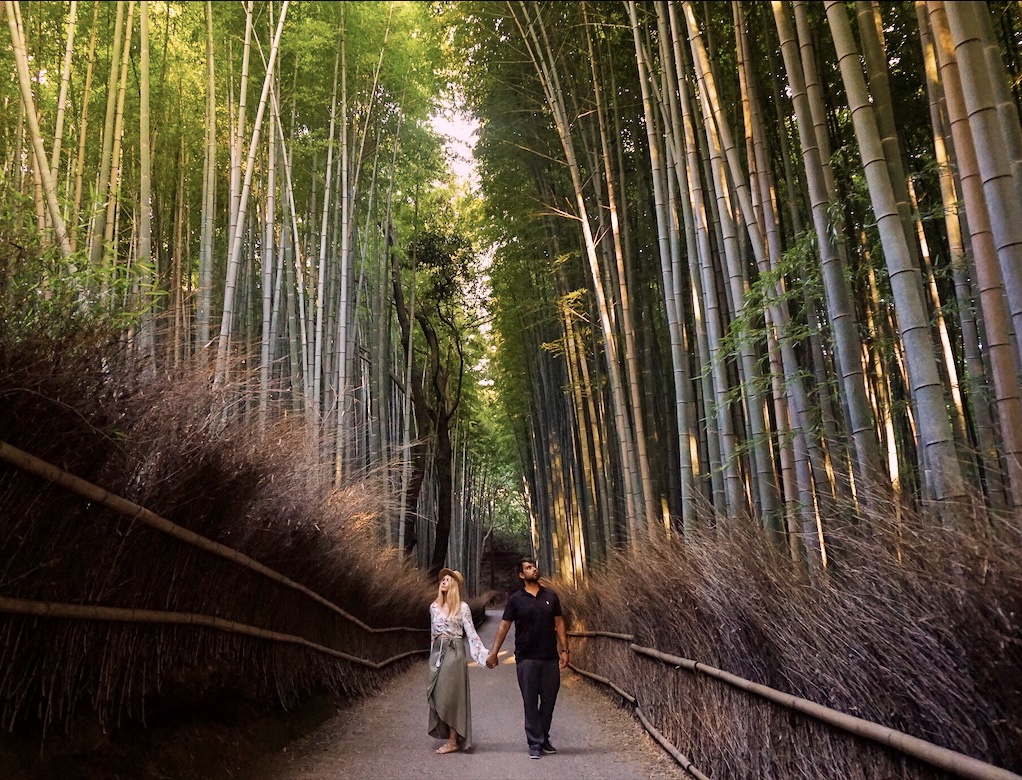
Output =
[{"x1": 250, "y1": 609, "x2": 688, "y2": 779}]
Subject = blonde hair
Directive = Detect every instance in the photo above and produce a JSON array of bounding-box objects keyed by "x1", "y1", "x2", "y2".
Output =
[{"x1": 435, "y1": 574, "x2": 463, "y2": 617}]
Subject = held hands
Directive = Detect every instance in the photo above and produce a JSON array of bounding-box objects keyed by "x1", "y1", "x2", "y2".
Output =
[{"x1": 485, "y1": 652, "x2": 498, "y2": 669}]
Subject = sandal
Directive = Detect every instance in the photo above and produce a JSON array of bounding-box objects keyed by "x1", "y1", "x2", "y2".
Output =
[{"x1": 435, "y1": 742, "x2": 460, "y2": 754}]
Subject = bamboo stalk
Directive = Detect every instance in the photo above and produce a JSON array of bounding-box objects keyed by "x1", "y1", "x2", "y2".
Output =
[
  {"x1": 0, "y1": 439, "x2": 426, "y2": 634},
  {"x1": 630, "y1": 644, "x2": 1020, "y2": 780},
  {"x1": 566, "y1": 631, "x2": 1018, "y2": 779},
  {"x1": 635, "y1": 707, "x2": 710, "y2": 780},
  {"x1": 569, "y1": 661, "x2": 708, "y2": 779},
  {"x1": 568, "y1": 629, "x2": 636, "y2": 641},
  {"x1": 0, "y1": 595, "x2": 426, "y2": 670},
  {"x1": 568, "y1": 663, "x2": 636, "y2": 704},
  {"x1": 5, "y1": 0, "x2": 72, "y2": 257}
]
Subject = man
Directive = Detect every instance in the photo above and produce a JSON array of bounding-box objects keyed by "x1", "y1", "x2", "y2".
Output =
[{"x1": 486, "y1": 557, "x2": 570, "y2": 759}]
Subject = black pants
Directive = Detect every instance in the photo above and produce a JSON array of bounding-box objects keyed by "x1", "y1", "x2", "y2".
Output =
[{"x1": 515, "y1": 658, "x2": 561, "y2": 749}]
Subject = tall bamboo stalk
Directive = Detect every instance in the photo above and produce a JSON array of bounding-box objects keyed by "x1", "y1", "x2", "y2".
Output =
[
  {"x1": 825, "y1": 0, "x2": 965, "y2": 505},
  {"x1": 215, "y1": 2, "x2": 291, "y2": 389},
  {"x1": 5, "y1": 0, "x2": 72, "y2": 258}
]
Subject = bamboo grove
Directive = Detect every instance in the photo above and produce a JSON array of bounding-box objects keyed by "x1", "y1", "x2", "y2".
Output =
[
  {"x1": 4, "y1": 1, "x2": 1022, "y2": 586},
  {"x1": 446, "y1": 0, "x2": 1022, "y2": 581},
  {"x1": 1, "y1": 1, "x2": 514, "y2": 585}
]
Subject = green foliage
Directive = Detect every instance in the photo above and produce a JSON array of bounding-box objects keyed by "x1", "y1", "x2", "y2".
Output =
[
  {"x1": 409, "y1": 228, "x2": 473, "y2": 302},
  {"x1": 462, "y1": 382, "x2": 532, "y2": 548},
  {"x1": 0, "y1": 185, "x2": 149, "y2": 344}
]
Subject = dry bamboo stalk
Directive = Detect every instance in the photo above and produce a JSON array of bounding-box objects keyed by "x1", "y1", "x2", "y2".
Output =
[
  {"x1": 630, "y1": 644, "x2": 1021, "y2": 780},
  {"x1": 569, "y1": 661, "x2": 708, "y2": 779},
  {"x1": 0, "y1": 439, "x2": 426, "y2": 634},
  {"x1": 0, "y1": 595, "x2": 427, "y2": 670},
  {"x1": 568, "y1": 629, "x2": 636, "y2": 641},
  {"x1": 635, "y1": 707, "x2": 710, "y2": 780},
  {"x1": 567, "y1": 663, "x2": 636, "y2": 704}
]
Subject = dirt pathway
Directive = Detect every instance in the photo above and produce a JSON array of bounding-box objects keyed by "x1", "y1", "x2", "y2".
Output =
[{"x1": 250, "y1": 609, "x2": 687, "y2": 779}]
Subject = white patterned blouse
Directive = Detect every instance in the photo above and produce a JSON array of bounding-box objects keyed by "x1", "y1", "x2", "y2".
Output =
[{"x1": 429, "y1": 601, "x2": 489, "y2": 666}]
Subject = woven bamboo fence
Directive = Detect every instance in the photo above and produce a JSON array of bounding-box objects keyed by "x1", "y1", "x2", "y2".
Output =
[
  {"x1": 0, "y1": 438, "x2": 428, "y2": 641},
  {"x1": 568, "y1": 630, "x2": 1020, "y2": 780},
  {"x1": 0, "y1": 436, "x2": 432, "y2": 733}
]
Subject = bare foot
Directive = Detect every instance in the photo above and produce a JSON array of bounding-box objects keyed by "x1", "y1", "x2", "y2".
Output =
[{"x1": 435, "y1": 742, "x2": 460, "y2": 754}]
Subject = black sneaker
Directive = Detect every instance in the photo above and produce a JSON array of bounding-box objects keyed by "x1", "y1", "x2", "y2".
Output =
[
  {"x1": 541, "y1": 741, "x2": 557, "y2": 754},
  {"x1": 529, "y1": 746, "x2": 542, "y2": 759}
]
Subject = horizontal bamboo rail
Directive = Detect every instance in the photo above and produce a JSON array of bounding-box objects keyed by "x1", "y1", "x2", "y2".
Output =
[
  {"x1": 0, "y1": 439, "x2": 427, "y2": 634},
  {"x1": 569, "y1": 661, "x2": 636, "y2": 704},
  {"x1": 569, "y1": 662, "x2": 707, "y2": 778},
  {"x1": 569, "y1": 629, "x2": 636, "y2": 641},
  {"x1": 634, "y1": 705, "x2": 711, "y2": 780},
  {"x1": 567, "y1": 630, "x2": 1021, "y2": 780},
  {"x1": 0, "y1": 595, "x2": 428, "y2": 669}
]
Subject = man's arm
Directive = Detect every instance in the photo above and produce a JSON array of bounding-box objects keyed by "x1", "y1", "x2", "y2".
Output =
[
  {"x1": 555, "y1": 615, "x2": 570, "y2": 669},
  {"x1": 486, "y1": 620, "x2": 512, "y2": 668}
]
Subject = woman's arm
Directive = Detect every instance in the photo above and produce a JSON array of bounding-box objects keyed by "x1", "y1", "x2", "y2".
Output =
[
  {"x1": 460, "y1": 603, "x2": 490, "y2": 666},
  {"x1": 429, "y1": 602, "x2": 439, "y2": 641}
]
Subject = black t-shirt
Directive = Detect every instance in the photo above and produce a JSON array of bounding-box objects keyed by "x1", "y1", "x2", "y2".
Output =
[{"x1": 502, "y1": 585, "x2": 562, "y2": 660}]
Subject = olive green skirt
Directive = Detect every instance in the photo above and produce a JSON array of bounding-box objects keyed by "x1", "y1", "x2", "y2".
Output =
[{"x1": 427, "y1": 635, "x2": 474, "y2": 749}]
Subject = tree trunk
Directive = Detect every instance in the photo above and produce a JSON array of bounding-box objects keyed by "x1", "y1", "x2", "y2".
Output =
[
  {"x1": 215, "y1": 2, "x2": 290, "y2": 389},
  {"x1": 70, "y1": 1, "x2": 99, "y2": 251},
  {"x1": 313, "y1": 40, "x2": 342, "y2": 419},
  {"x1": 929, "y1": 0, "x2": 1022, "y2": 507},
  {"x1": 260, "y1": 66, "x2": 279, "y2": 429},
  {"x1": 48, "y1": 0, "x2": 77, "y2": 187},
  {"x1": 683, "y1": 0, "x2": 782, "y2": 528},
  {"x1": 137, "y1": 0, "x2": 154, "y2": 358},
  {"x1": 87, "y1": 0, "x2": 124, "y2": 267},
  {"x1": 196, "y1": 0, "x2": 216, "y2": 354},
  {"x1": 511, "y1": 1, "x2": 651, "y2": 539},
  {"x1": 335, "y1": 11, "x2": 352, "y2": 482},
  {"x1": 825, "y1": 0, "x2": 965, "y2": 505},
  {"x1": 101, "y1": 0, "x2": 134, "y2": 271},
  {"x1": 627, "y1": 0, "x2": 697, "y2": 532},
  {"x1": 5, "y1": 0, "x2": 72, "y2": 258},
  {"x1": 942, "y1": 1, "x2": 1022, "y2": 391},
  {"x1": 777, "y1": 0, "x2": 887, "y2": 506}
]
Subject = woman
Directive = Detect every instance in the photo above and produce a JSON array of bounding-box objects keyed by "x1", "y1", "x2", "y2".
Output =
[{"x1": 428, "y1": 568, "x2": 489, "y2": 754}]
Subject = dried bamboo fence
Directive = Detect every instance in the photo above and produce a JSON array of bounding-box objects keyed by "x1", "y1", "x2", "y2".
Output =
[
  {"x1": 0, "y1": 596, "x2": 427, "y2": 669},
  {"x1": 0, "y1": 438, "x2": 429, "y2": 643},
  {"x1": 0, "y1": 437, "x2": 432, "y2": 731},
  {"x1": 568, "y1": 630, "x2": 1021, "y2": 780},
  {"x1": 0, "y1": 438, "x2": 429, "y2": 662}
]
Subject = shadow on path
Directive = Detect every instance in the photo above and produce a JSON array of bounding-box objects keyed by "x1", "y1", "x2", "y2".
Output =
[{"x1": 248, "y1": 609, "x2": 687, "y2": 779}]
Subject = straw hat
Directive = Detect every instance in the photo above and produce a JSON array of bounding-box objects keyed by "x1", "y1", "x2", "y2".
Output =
[{"x1": 438, "y1": 568, "x2": 464, "y2": 587}]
